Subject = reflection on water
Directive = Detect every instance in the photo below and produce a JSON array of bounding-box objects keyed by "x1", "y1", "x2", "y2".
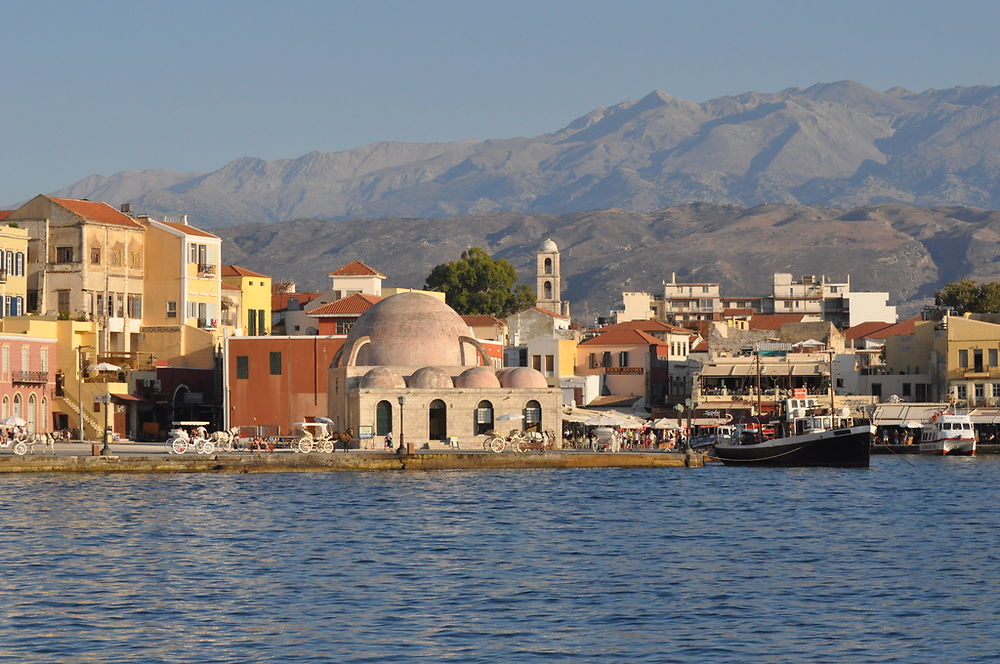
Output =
[{"x1": 0, "y1": 458, "x2": 997, "y2": 663}]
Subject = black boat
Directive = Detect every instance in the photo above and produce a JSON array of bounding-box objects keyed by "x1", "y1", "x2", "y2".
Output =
[
  {"x1": 714, "y1": 422, "x2": 872, "y2": 467},
  {"x1": 713, "y1": 397, "x2": 872, "y2": 467}
]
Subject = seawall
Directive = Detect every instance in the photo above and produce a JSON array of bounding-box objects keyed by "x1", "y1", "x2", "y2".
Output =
[{"x1": 0, "y1": 451, "x2": 704, "y2": 474}]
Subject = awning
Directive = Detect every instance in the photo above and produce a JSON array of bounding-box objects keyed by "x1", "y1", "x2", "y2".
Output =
[
  {"x1": 871, "y1": 403, "x2": 947, "y2": 426},
  {"x1": 111, "y1": 393, "x2": 144, "y2": 402}
]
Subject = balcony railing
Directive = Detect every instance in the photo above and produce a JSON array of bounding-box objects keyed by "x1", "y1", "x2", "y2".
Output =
[
  {"x1": 12, "y1": 370, "x2": 48, "y2": 384},
  {"x1": 198, "y1": 264, "x2": 216, "y2": 276}
]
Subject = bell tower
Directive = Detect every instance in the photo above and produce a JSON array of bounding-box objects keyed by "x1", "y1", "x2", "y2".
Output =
[{"x1": 535, "y1": 238, "x2": 568, "y2": 316}]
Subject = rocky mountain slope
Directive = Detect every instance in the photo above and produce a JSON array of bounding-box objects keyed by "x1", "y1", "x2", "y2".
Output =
[
  {"x1": 50, "y1": 81, "x2": 1000, "y2": 227},
  {"x1": 215, "y1": 203, "x2": 1000, "y2": 320}
]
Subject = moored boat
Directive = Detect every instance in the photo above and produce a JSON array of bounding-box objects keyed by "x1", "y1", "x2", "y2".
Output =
[
  {"x1": 714, "y1": 398, "x2": 872, "y2": 467},
  {"x1": 919, "y1": 409, "x2": 977, "y2": 456}
]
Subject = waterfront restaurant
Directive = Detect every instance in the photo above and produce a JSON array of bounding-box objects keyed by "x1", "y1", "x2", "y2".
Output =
[{"x1": 328, "y1": 292, "x2": 562, "y2": 449}]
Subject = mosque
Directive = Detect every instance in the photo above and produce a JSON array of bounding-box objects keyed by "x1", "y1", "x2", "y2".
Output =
[{"x1": 327, "y1": 290, "x2": 563, "y2": 450}]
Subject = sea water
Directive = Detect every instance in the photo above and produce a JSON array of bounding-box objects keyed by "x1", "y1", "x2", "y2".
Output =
[{"x1": 0, "y1": 457, "x2": 996, "y2": 663}]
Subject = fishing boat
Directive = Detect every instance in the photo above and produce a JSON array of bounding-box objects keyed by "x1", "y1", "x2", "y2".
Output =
[
  {"x1": 714, "y1": 398, "x2": 872, "y2": 467},
  {"x1": 919, "y1": 408, "x2": 977, "y2": 456}
]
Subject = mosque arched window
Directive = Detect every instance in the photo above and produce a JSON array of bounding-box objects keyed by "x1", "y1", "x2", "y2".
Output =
[
  {"x1": 428, "y1": 399, "x2": 447, "y2": 440},
  {"x1": 524, "y1": 399, "x2": 541, "y2": 432},
  {"x1": 375, "y1": 400, "x2": 393, "y2": 436},
  {"x1": 475, "y1": 400, "x2": 494, "y2": 436}
]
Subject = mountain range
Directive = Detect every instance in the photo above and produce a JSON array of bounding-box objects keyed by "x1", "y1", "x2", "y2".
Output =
[
  {"x1": 213, "y1": 203, "x2": 1000, "y2": 320},
  {"x1": 49, "y1": 81, "x2": 1000, "y2": 227}
]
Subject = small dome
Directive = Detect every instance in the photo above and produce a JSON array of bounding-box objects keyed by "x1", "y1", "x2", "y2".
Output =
[
  {"x1": 407, "y1": 367, "x2": 454, "y2": 389},
  {"x1": 360, "y1": 367, "x2": 406, "y2": 389},
  {"x1": 455, "y1": 366, "x2": 502, "y2": 389},
  {"x1": 541, "y1": 238, "x2": 558, "y2": 252},
  {"x1": 499, "y1": 367, "x2": 549, "y2": 389}
]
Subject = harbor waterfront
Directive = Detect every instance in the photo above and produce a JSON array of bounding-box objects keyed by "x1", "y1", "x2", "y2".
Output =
[{"x1": 1, "y1": 457, "x2": 996, "y2": 663}]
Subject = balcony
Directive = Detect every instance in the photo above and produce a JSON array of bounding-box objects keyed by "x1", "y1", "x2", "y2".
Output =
[
  {"x1": 197, "y1": 263, "x2": 216, "y2": 276},
  {"x1": 12, "y1": 370, "x2": 48, "y2": 384},
  {"x1": 80, "y1": 350, "x2": 157, "y2": 374},
  {"x1": 0, "y1": 270, "x2": 6, "y2": 282},
  {"x1": 963, "y1": 368, "x2": 991, "y2": 379}
]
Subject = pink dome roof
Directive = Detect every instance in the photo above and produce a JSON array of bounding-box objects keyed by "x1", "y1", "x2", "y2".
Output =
[
  {"x1": 499, "y1": 367, "x2": 549, "y2": 389},
  {"x1": 407, "y1": 366, "x2": 454, "y2": 389},
  {"x1": 342, "y1": 292, "x2": 474, "y2": 367},
  {"x1": 360, "y1": 367, "x2": 406, "y2": 389},
  {"x1": 454, "y1": 366, "x2": 502, "y2": 389}
]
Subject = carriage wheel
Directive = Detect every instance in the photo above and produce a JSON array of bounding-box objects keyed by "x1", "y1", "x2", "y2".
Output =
[
  {"x1": 199, "y1": 441, "x2": 215, "y2": 454},
  {"x1": 13, "y1": 441, "x2": 28, "y2": 456},
  {"x1": 320, "y1": 440, "x2": 334, "y2": 453},
  {"x1": 297, "y1": 437, "x2": 314, "y2": 453},
  {"x1": 513, "y1": 440, "x2": 526, "y2": 453},
  {"x1": 170, "y1": 438, "x2": 188, "y2": 454},
  {"x1": 489, "y1": 438, "x2": 506, "y2": 453}
]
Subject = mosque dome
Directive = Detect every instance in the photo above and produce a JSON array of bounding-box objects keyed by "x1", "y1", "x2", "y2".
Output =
[
  {"x1": 454, "y1": 366, "x2": 502, "y2": 389},
  {"x1": 499, "y1": 367, "x2": 549, "y2": 389},
  {"x1": 407, "y1": 366, "x2": 455, "y2": 389},
  {"x1": 342, "y1": 292, "x2": 474, "y2": 367},
  {"x1": 541, "y1": 238, "x2": 558, "y2": 252},
  {"x1": 359, "y1": 367, "x2": 406, "y2": 389}
]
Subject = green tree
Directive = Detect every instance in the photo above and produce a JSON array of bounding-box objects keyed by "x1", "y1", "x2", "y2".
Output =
[
  {"x1": 935, "y1": 278, "x2": 1000, "y2": 313},
  {"x1": 424, "y1": 247, "x2": 535, "y2": 317}
]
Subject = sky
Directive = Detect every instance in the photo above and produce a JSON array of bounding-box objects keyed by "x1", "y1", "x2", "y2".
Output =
[{"x1": 2, "y1": 0, "x2": 999, "y2": 206}]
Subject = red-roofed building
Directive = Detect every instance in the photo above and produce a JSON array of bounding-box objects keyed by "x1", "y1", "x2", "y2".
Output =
[
  {"x1": 576, "y1": 322, "x2": 696, "y2": 410},
  {"x1": 307, "y1": 293, "x2": 382, "y2": 335},
  {"x1": 6, "y1": 195, "x2": 147, "y2": 350},
  {"x1": 221, "y1": 264, "x2": 272, "y2": 336},
  {"x1": 0, "y1": 211, "x2": 12, "y2": 221}
]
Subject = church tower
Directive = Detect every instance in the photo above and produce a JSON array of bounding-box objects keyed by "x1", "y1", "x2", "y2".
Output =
[{"x1": 535, "y1": 238, "x2": 569, "y2": 316}]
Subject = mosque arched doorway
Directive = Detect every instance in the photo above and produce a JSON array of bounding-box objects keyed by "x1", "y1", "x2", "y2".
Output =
[
  {"x1": 429, "y1": 399, "x2": 447, "y2": 440},
  {"x1": 475, "y1": 400, "x2": 494, "y2": 435},
  {"x1": 524, "y1": 400, "x2": 541, "y2": 432},
  {"x1": 375, "y1": 400, "x2": 393, "y2": 436}
]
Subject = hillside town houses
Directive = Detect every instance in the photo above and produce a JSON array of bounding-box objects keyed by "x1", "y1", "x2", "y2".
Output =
[{"x1": 2, "y1": 193, "x2": 1000, "y2": 446}]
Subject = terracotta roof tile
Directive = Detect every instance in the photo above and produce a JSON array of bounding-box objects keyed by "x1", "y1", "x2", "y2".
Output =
[
  {"x1": 50, "y1": 197, "x2": 144, "y2": 228},
  {"x1": 222, "y1": 264, "x2": 269, "y2": 278},
  {"x1": 530, "y1": 306, "x2": 568, "y2": 319},
  {"x1": 328, "y1": 260, "x2": 386, "y2": 278},
  {"x1": 747, "y1": 314, "x2": 811, "y2": 331},
  {"x1": 601, "y1": 319, "x2": 694, "y2": 334},
  {"x1": 309, "y1": 293, "x2": 383, "y2": 316},
  {"x1": 848, "y1": 316, "x2": 918, "y2": 339},
  {"x1": 222, "y1": 283, "x2": 242, "y2": 291},
  {"x1": 581, "y1": 328, "x2": 664, "y2": 346},
  {"x1": 153, "y1": 219, "x2": 218, "y2": 238},
  {"x1": 0, "y1": 211, "x2": 12, "y2": 220},
  {"x1": 272, "y1": 292, "x2": 322, "y2": 311}
]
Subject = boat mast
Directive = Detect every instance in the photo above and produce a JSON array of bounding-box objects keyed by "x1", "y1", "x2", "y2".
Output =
[
  {"x1": 755, "y1": 345, "x2": 761, "y2": 417},
  {"x1": 828, "y1": 350, "x2": 836, "y2": 417}
]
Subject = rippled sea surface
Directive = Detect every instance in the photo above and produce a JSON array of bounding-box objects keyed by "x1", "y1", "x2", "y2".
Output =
[{"x1": 1, "y1": 457, "x2": 998, "y2": 663}]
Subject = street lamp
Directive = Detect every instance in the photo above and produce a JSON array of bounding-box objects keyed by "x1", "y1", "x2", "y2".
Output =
[
  {"x1": 684, "y1": 398, "x2": 695, "y2": 452},
  {"x1": 76, "y1": 345, "x2": 91, "y2": 444},
  {"x1": 397, "y1": 395, "x2": 407, "y2": 455}
]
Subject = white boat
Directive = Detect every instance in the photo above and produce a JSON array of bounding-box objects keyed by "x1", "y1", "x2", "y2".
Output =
[{"x1": 919, "y1": 409, "x2": 977, "y2": 456}]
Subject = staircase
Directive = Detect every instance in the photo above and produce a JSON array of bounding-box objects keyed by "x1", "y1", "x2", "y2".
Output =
[{"x1": 59, "y1": 395, "x2": 103, "y2": 441}]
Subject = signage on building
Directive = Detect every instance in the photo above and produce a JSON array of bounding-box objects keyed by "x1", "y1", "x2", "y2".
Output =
[{"x1": 606, "y1": 367, "x2": 644, "y2": 375}]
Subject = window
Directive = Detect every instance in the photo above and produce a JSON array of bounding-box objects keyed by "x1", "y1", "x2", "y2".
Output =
[
  {"x1": 545, "y1": 355, "x2": 554, "y2": 374},
  {"x1": 336, "y1": 320, "x2": 353, "y2": 335},
  {"x1": 601, "y1": 352, "x2": 611, "y2": 368},
  {"x1": 990, "y1": 349, "x2": 998, "y2": 367},
  {"x1": 115, "y1": 294, "x2": 124, "y2": 318},
  {"x1": 619, "y1": 351, "x2": 629, "y2": 367},
  {"x1": 236, "y1": 356, "x2": 249, "y2": 379},
  {"x1": 57, "y1": 290, "x2": 70, "y2": 315},
  {"x1": 128, "y1": 295, "x2": 142, "y2": 318},
  {"x1": 130, "y1": 251, "x2": 143, "y2": 269},
  {"x1": 269, "y1": 351, "x2": 282, "y2": 375},
  {"x1": 20, "y1": 346, "x2": 28, "y2": 372},
  {"x1": 257, "y1": 310, "x2": 266, "y2": 336},
  {"x1": 958, "y1": 349, "x2": 969, "y2": 368},
  {"x1": 902, "y1": 383, "x2": 911, "y2": 398},
  {"x1": 532, "y1": 355, "x2": 542, "y2": 371},
  {"x1": 524, "y1": 400, "x2": 541, "y2": 429},
  {"x1": 56, "y1": 246, "x2": 74, "y2": 263},
  {"x1": 956, "y1": 385, "x2": 967, "y2": 400},
  {"x1": 589, "y1": 353, "x2": 598, "y2": 369},
  {"x1": 974, "y1": 349, "x2": 984, "y2": 372},
  {"x1": 15, "y1": 253, "x2": 24, "y2": 276},
  {"x1": 40, "y1": 348, "x2": 48, "y2": 373},
  {"x1": 247, "y1": 308, "x2": 258, "y2": 335},
  {"x1": 975, "y1": 384, "x2": 985, "y2": 399},
  {"x1": 90, "y1": 247, "x2": 101, "y2": 264},
  {"x1": 110, "y1": 250, "x2": 122, "y2": 267},
  {"x1": 166, "y1": 301, "x2": 177, "y2": 318},
  {"x1": 474, "y1": 400, "x2": 494, "y2": 435}
]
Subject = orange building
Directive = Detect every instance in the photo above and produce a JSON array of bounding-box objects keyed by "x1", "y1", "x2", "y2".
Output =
[{"x1": 224, "y1": 335, "x2": 345, "y2": 435}]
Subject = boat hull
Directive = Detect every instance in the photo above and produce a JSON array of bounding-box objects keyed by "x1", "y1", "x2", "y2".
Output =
[
  {"x1": 919, "y1": 439, "x2": 977, "y2": 456},
  {"x1": 715, "y1": 425, "x2": 872, "y2": 468}
]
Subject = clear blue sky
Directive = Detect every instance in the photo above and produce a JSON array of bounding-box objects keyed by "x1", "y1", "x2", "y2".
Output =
[{"x1": 2, "y1": 0, "x2": 998, "y2": 206}]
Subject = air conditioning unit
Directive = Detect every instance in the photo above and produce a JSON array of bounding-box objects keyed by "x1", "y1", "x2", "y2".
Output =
[{"x1": 153, "y1": 380, "x2": 162, "y2": 391}]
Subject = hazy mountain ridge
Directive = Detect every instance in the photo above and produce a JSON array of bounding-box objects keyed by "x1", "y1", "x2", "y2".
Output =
[
  {"x1": 213, "y1": 203, "x2": 1000, "y2": 319},
  {"x1": 45, "y1": 81, "x2": 1000, "y2": 226}
]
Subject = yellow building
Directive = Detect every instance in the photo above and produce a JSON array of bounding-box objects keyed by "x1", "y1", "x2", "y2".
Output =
[
  {"x1": 221, "y1": 265, "x2": 272, "y2": 335},
  {"x1": 136, "y1": 216, "x2": 223, "y2": 369},
  {"x1": 7, "y1": 195, "x2": 146, "y2": 352},
  {"x1": 933, "y1": 315, "x2": 1000, "y2": 407},
  {"x1": 0, "y1": 214, "x2": 29, "y2": 317}
]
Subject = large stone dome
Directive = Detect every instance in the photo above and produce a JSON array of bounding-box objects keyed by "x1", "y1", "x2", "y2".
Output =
[{"x1": 342, "y1": 292, "x2": 475, "y2": 367}]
